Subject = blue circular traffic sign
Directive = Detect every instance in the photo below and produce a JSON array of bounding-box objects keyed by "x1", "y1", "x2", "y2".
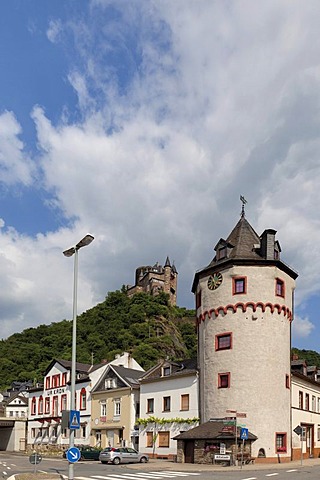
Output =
[{"x1": 66, "y1": 447, "x2": 81, "y2": 463}]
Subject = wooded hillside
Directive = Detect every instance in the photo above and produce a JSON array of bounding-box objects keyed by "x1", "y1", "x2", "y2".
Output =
[
  {"x1": 0, "y1": 290, "x2": 197, "y2": 390},
  {"x1": 0, "y1": 289, "x2": 318, "y2": 391}
]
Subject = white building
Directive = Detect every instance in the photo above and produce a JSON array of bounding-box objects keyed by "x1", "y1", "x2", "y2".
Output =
[
  {"x1": 5, "y1": 393, "x2": 28, "y2": 419},
  {"x1": 291, "y1": 358, "x2": 320, "y2": 459},
  {"x1": 27, "y1": 352, "x2": 139, "y2": 452},
  {"x1": 138, "y1": 359, "x2": 199, "y2": 459},
  {"x1": 192, "y1": 210, "x2": 297, "y2": 462}
]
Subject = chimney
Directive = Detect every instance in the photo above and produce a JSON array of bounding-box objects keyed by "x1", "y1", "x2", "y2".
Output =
[{"x1": 260, "y1": 229, "x2": 277, "y2": 260}]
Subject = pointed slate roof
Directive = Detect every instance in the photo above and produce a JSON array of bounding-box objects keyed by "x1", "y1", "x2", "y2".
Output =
[
  {"x1": 212, "y1": 216, "x2": 261, "y2": 264},
  {"x1": 192, "y1": 214, "x2": 297, "y2": 292},
  {"x1": 92, "y1": 364, "x2": 144, "y2": 392}
]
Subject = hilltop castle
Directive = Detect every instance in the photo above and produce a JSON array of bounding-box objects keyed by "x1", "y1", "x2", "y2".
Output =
[{"x1": 126, "y1": 257, "x2": 178, "y2": 306}]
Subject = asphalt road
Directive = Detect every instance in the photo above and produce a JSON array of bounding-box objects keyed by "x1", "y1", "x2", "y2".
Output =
[{"x1": 1, "y1": 453, "x2": 320, "y2": 480}]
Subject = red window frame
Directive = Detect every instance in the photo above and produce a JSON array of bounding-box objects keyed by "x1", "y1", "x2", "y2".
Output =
[
  {"x1": 52, "y1": 374, "x2": 60, "y2": 388},
  {"x1": 285, "y1": 374, "x2": 290, "y2": 389},
  {"x1": 215, "y1": 332, "x2": 232, "y2": 351},
  {"x1": 305, "y1": 393, "x2": 309, "y2": 411},
  {"x1": 80, "y1": 387, "x2": 87, "y2": 410},
  {"x1": 45, "y1": 397, "x2": 50, "y2": 414},
  {"x1": 299, "y1": 391, "x2": 303, "y2": 409},
  {"x1": 275, "y1": 278, "x2": 285, "y2": 298},
  {"x1": 61, "y1": 394, "x2": 67, "y2": 411},
  {"x1": 275, "y1": 432, "x2": 287, "y2": 453},
  {"x1": 45, "y1": 377, "x2": 50, "y2": 390},
  {"x1": 61, "y1": 372, "x2": 67, "y2": 386},
  {"x1": 232, "y1": 276, "x2": 247, "y2": 295},
  {"x1": 38, "y1": 396, "x2": 43, "y2": 415},
  {"x1": 52, "y1": 396, "x2": 59, "y2": 416},
  {"x1": 218, "y1": 372, "x2": 230, "y2": 388},
  {"x1": 31, "y1": 397, "x2": 36, "y2": 415}
]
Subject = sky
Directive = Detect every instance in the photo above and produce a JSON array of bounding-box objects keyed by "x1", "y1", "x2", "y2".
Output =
[{"x1": 1, "y1": 0, "x2": 320, "y2": 351}]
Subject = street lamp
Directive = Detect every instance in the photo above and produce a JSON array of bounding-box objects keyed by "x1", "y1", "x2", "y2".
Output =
[{"x1": 63, "y1": 234, "x2": 94, "y2": 480}]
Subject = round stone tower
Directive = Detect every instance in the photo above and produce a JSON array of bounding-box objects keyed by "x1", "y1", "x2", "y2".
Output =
[{"x1": 192, "y1": 211, "x2": 298, "y2": 461}]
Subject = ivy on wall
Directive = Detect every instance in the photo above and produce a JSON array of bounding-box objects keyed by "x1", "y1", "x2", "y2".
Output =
[{"x1": 136, "y1": 416, "x2": 199, "y2": 427}]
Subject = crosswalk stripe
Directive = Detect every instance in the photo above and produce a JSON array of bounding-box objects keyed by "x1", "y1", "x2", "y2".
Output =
[
  {"x1": 92, "y1": 476, "x2": 164, "y2": 480},
  {"x1": 160, "y1": 474, "x2": 200, "y2": 477},
  {"x1": 133, "y1": 474, "x2": 186, "y2": 478},
  {"x1": 77, "y1": 473, "x2": 201, "y2": 480},
  {"x1": 91, "y1": 474, "x2": 193, "y2": 480},
  {"x1": 120, "y1": 474, "x2": 178, "y2": 478}
]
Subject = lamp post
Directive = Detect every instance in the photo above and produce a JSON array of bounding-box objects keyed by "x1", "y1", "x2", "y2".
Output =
[{"x1": 63, "y1": 234, "x2": 94, "y2": 480}]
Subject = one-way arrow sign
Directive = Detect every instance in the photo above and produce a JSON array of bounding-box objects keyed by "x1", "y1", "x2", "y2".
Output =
[{"x1": 293, "y1": 425, "x2": 302, "y2": 436}]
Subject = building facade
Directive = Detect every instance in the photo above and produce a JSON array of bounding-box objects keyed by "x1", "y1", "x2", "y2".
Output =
[
  {"x1": 192, "y1": 211, "x2": 298, "y2": 462},
  {"x1": 27, "y1": 352, "x2": 139, "y2": 454},
  {"x1": 291, "y1": 358, "x2": 320, "y2": 459},
  {"x1": 91, "y1": 364, "x2": 144, "y2": 450},
  {"x1": 138, "y1": 359, "x2": 199, "y2": 459},
  {"x1": 126, "y1": 257, "x2": 178, "y2": 306}
]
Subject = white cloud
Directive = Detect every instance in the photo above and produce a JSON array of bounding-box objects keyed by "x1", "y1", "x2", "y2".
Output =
[
  {"x1": 292, "y1": 315, "x2": 315, "y2": 339},
  {"x1": 46, "y1": 19, "x2": 62, "y2": 44},
  {"x1": 2, "y1": 1, "x2": 320, "y2": 348},
  {"x1": 0, "y1": 111, "x2": 34, "y2": 186}
]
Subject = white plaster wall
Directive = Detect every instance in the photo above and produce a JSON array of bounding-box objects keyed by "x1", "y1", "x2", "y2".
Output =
[
  {"x1": 291, "y1": 376, "x2": 320, "y2": 451},
  {"x1": 198, "y1": 265, "x2": 295, "y2": 459},
  {"x1": 139, "y1": 374, "x2": 199, "y2": 456}
]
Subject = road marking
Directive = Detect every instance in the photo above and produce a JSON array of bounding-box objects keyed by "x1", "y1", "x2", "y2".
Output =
[
  {"x1": 240, "y1": 477, "x2": 257, "y2": 480},
  {"x1": 265, "y1": 475, "x2": 279, "y2": 477},
  {"x1": 122, "y1": 475, "x2": 182, "y2": 478},
  {"x1": 98, "y1": 474, "x2": 183, "y2": 480},
  {"x1": 286, "y1": 470, "x2": 297, "y2": 473},
  {"x1": 161, "y1": 474, "x2": 200, "y2": 477}
]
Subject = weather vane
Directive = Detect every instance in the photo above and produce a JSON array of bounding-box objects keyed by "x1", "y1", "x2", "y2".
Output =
[{"x1": 240, "y1": 195, "x2": 247, "y2": 217}]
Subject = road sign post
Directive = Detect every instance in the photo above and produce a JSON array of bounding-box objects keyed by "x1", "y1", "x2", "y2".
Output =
[
  {"x1": 293, "y1": 424, "x2": 303, "y2": 465},
  {"x1": 66, "y1": 447, "x2": 81, "y2": 463},
  {"x1": 29, "y1": 452, "x2": 42, "y2": 474},
  {"x1": 69, "y1": 410, "x2": 80, "y2": 430},
  {"x1": 226, "y1": 410, "x2": 247, "y2": 466}
]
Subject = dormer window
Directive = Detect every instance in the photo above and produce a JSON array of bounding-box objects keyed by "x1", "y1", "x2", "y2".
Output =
[
  {"x1": 162, "y1": 366, "x2": 171, "y2": 377},
  {"x1": 217, "y1": 246, "x2": 227, "y2": 260}
]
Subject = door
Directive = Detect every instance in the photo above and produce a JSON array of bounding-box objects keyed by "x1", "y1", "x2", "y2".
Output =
[
  {"x1": 184, "y1": 440, "x2": 194, "y2": 463},
  {"x1": 126, "y1": 447, "x2": 139, "y2": 463},
  {"x1": 107, "y1": 430, "x2": 114, "y2": 447}
]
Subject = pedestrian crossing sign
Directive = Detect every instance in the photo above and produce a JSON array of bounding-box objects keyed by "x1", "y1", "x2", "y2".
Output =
[
  {"x1": 240, "y1": 427, "x2": 249, "y2": 440},
  {"x1": 69, "y1": 410, "x2": 80, "y2": 430}
]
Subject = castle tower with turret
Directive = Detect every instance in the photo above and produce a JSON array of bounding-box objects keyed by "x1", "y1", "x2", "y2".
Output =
[
  {"x1": 192, "y1": 207, "x2": 298, "y2": 461},
  {"x1": 127, "y1": 257, "x2": 178, "y2": 306}
]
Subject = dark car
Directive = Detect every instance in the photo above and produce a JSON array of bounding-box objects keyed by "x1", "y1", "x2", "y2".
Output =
[
  {"x1": 99, "y1": 447, "x2": 149, "y2": 465},
  {"x1": 64, "y1": 446, "x2": 101, "y2": 460}
]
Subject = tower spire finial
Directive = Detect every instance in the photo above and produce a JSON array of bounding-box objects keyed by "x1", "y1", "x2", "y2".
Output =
[{"x1": 240, "y1": 195, "x2": 247, "y2": 218}]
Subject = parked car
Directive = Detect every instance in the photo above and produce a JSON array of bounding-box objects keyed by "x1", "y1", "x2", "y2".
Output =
[
  {"x1": 99, "y1": 447, "x2": 149, "y2": 465},
  {"x1": 63, "y1": 446, "x2": 101, "y2": 460}
]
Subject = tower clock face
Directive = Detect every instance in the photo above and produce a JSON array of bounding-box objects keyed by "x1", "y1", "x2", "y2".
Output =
[{"x1": 207, "y1": 272, "x2": 223, "y2": 290}]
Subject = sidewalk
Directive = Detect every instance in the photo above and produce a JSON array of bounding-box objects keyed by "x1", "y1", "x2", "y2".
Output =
[{"x1": 127, "y1": 456, "x2": 320, "y2": 472}]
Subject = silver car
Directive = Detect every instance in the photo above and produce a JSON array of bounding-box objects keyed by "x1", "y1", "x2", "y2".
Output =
[{"x1": 99, "y1": 447, "x2": 149, "y2": 465}]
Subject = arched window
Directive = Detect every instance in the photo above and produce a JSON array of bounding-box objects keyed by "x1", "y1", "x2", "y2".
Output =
[
  {"x1": 80, "y1": 388, "x2": 87, "y2": 410},
  {"x1": 38, "y1": 396, "x2": 43, "y2": 415},
  {"x1": 31, "y1": 397, "x2": 36, "y2": 415},
  {"x1": 258, "y1": 448, "x2": 266, "y2": 458}
]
